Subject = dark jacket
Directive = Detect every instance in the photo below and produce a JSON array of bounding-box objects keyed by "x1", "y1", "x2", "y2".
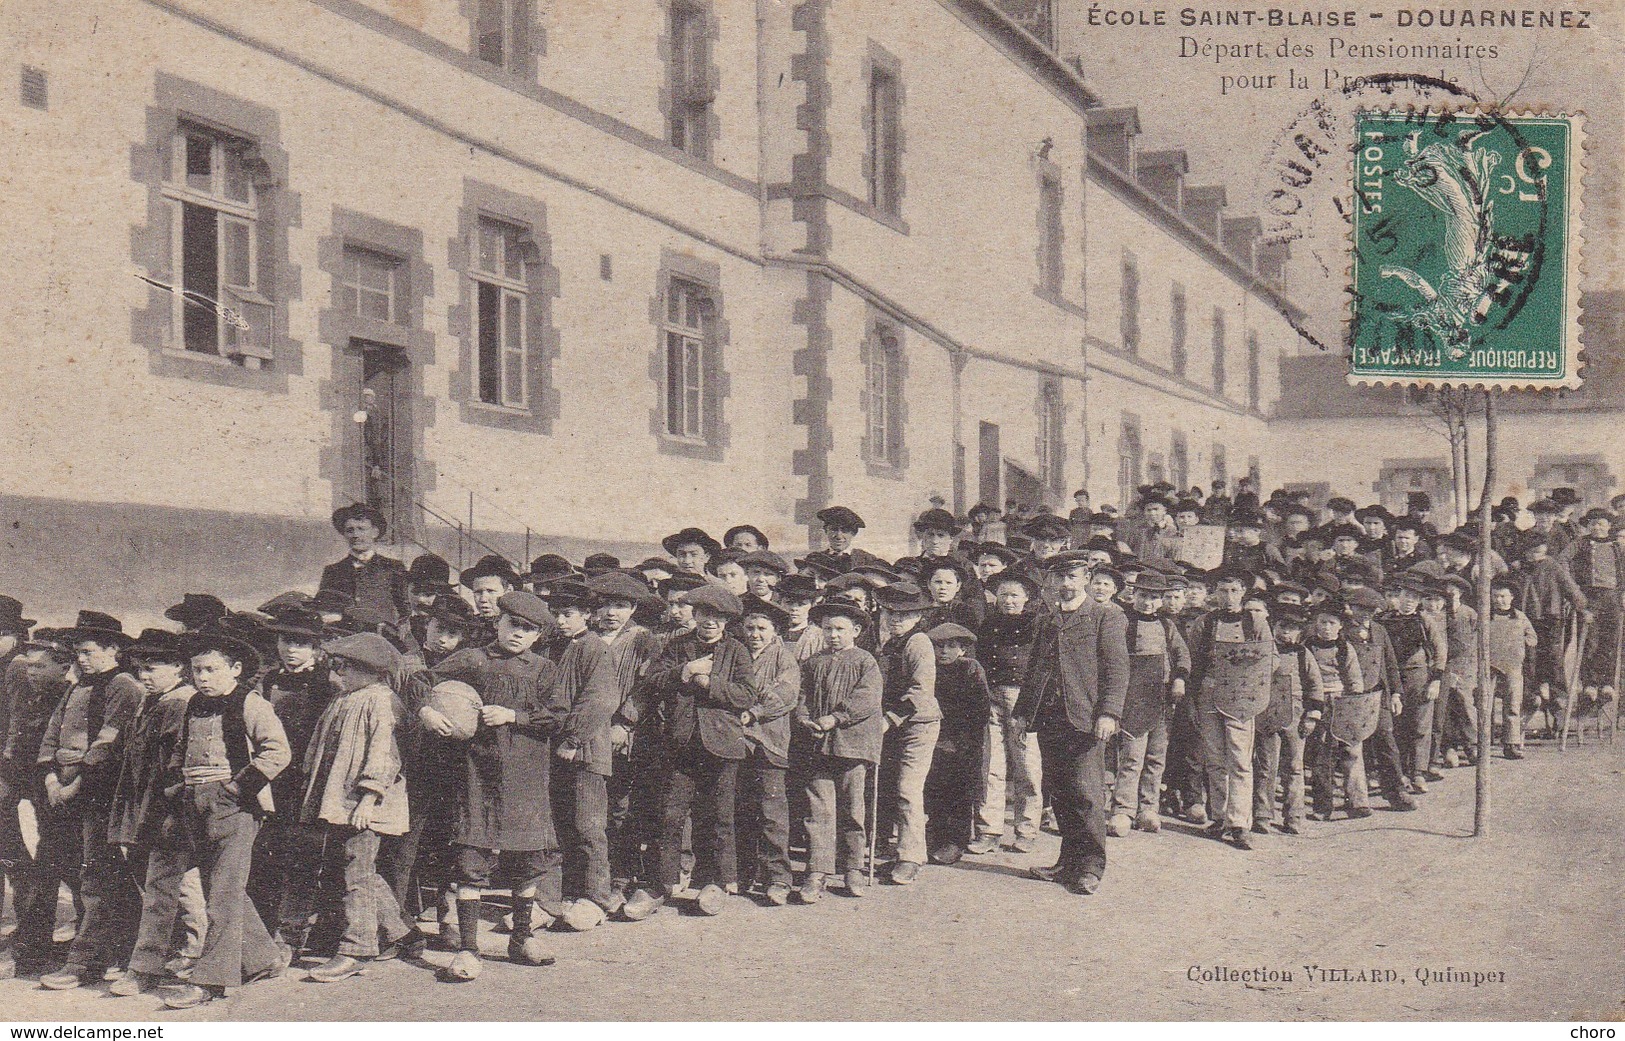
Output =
[
  {"x1": 1514, "y1": 557, "x2": 1588, "y2": 621},
  {"x1": 644, "y1": 632, "x2": 761, "y2": 760},
  {"x1": 1014, "y1": 598, "x2": 1131, "y2": 732},
  {"x1": 978, "y1": 612, "x2": 1040, "y2": 688},
  {"x1": 793, "y1": 646, "x2": 884, "y2": 764},
  {"x1": 107, "y1": 684, "x2": 194, "y2": 846},
  {"x1": 546, "y1": 631, "x2": 619, "y2": 776},
  {"x1": 319, "y1": 553, "x2": 411, "y2": 625},
  {"x1": 259, "y1": 665, "x2": 336, "y2": 815}
]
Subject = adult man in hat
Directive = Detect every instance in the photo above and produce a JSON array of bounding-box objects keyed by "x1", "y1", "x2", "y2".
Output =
[
  {"x1": 541, "y1": 581, "x2": 619, "y2": 931},
  {"x1": 164, "y1": 594, "x2": 228, "y2": 634},
  {"x1": 661, "y1": 527, "x2": 722, "y2": 579},
  {"x1": 158, "y1": 631, "x2": 291, "y2": 1009},
  {"x1": 1520, "y1": 498, "x2": 1572, "y2": 560},
  {"x1": 1012, "y1": 552, "x2": 1129, "y2": 895},
  {"x1": 1513, "y1": 535, "x2": 1587, "y2": 729},
  {"x1": 320, "y1": 504, "x2": 411, "y2": 627},
  {"x1": 803, "y1": 506, "x2": 887, "y2": 575},
  {"x1": 1558, "y1": 508, "x2": 1625, "y2": 708},
  {"x1": 873, "y1": 581, "x2": 940, "y2": 886},
  {"x1": 35, "y1": 612, "x2": 145, "y2": 990}
]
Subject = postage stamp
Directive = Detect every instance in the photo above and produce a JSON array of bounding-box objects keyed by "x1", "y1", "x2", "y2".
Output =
[{"x1": 1348, "y1": 109, "x2": 1584, "y2": 389}]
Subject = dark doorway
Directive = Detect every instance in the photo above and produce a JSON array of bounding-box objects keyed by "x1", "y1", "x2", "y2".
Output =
[
  {"x1": 356, "y1": 340, "x2": 414, "y2": 542},
  {"x1": 979, "y1": 421, "x2": 1001, "y2": 509}
]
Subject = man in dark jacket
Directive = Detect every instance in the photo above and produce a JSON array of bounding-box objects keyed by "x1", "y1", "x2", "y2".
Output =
[
  {"x1": 1012, "y1": 552, "x2": 1130, "y2": 895},
  {"x1": 1513, "y1": 536, "x2": 1587, "y2": 725},
  {"x1": 319, "y1": 505, "x2": 410, "y2": 627}
]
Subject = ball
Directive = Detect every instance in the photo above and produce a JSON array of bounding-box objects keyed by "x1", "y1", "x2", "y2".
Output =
[{"x1": 426, "y1": 679, "x2": 483, "y2": 740}]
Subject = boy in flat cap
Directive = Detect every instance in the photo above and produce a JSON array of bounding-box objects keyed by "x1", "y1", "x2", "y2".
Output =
[
  {"x1": 626, "y1": 585, "x2": 762, "y2": 918},
  {"x1": 874, "y1": 581, "x2": 940, "y2": 886},
  {"x1": 1302, "y1": 599, "x2": 1370, "y2": 820},
  {"x1": 321, "y1": 504, "x2": 410, "y2": 627},
  {"x1": 288, "y1": 634, "x2": 417, "y2": 984},
  {"x1": 971, "y1": 571, "x2": 1045, "y2": 855},
  {"x1": 425, "y1": 591, "x2": 561, "y2": 980},
  {"x1": 923, "y1": 623, "x2": 989, "y2": 865},
  {"x1": 541, "y1": 582, "x2": 619, "y2": 931},
  {"x1": 1012, "y1": 552, "x2": 1129, "y2": 895},
  {"x1": 793, "y1": 601, "x2": 884, "y2": 903},
  {"x1": 35, "y1": 612, "x2": 145, "y2": 991},
  {"x1": 158, "y1": 632, "x2": 291, "y2": 1009},
  {"x1": 1107, "y1": 574, "x2": 1189, "y2": 837},
  {"x1": 1250, "y1": 608, "x2": 1320, "y2": 835},
  {"x1": 1344, "y1": 590, "x2": 1417, "y2": 813},
  {"x1": 804, "y1": 506, "x2": 887, "y2": 575},
  {"x1": 733, "y1": 597, "x2": 802, "y2": 903},
  {"x1": 1380, "y1": 575, "x2": 1448, "y2": 794}
]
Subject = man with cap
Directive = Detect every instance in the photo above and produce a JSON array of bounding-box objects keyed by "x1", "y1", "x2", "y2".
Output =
[
  {"x1": 1521, "y1": 498, "x2": 1573, "y2": 560},
  {"x1": 320, "y1": 504, "x2": 411, "y2": 627},
  {"x1": 661, "y1": 527, "x2": 722, "y2": 578},
  {"x1": 1012, "y1": 551, "x2": 1130, "y2": 895},
  {"x1": 1381, "y1": 574, "x2": 1449, "y2": 794},
  {"x1": 872, "y1": 581, "x2": 940, "y2": 886},
  {"x1": 34, "y1": 612, "x2": 146, "y2": 991},
  {"x1": 1018, "y1": 514, "x2": 1074, "y2": 582},
  {"x1": 243, "y1": 606, "x2": 339, "y2": 953},
  {"x1": 793, "y1": 599, "x2": 884, "y2": 903},
  {"x1": 540, "y1": 581, "x2": 619, "y2": 931},
  {"x1": 285, "y1": 633, "x2": 417, "y2": 985},
  {"x1": 971, "y1": 569, "x2": 1045, "y2": 855},
  {"x1": 1186, "y1": 569, "x2": 1278, "y2": 849},
  {"x1": 1343, "y1": 589, "x2": 1417, "y2": 813},
  {"x1": 1513, "y1": 535, "x2": 1587, "y2": 731},
  {"x1": 1107, "y1": 572, "x2": 1190, "y2": 838},
  {"x1": 1558, "y1": 509, "x2": 1625, "y2": 710},
  {"x1": 424, "y1": 590, "x2": 562, "y2": 979},
  {"x1": 1, "y1": 626, "x2": 74, "y2": 976},
  {"x1": 804, "y1": 506, "x2": 887, "y2": 575},
  {"x1": 164, "y1": 594, "x2": 228, "y2": 634},
  {"x1": 157, "y1": 630, "x2": 291, "y2": 1009},
  {"x1": 102, "y1": 630, "x2": 205, "y2": 998},
  {"x1": 733, "y1": 596, "x2": 802, "y2": 904},
  {"x1": 627, "y1": 585, "x2": 761, "y2": 918}
]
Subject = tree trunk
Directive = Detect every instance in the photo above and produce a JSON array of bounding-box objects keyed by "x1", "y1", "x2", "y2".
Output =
[{"x1": 1474, "y1": 392, "x2": 1498, "y2": 837}]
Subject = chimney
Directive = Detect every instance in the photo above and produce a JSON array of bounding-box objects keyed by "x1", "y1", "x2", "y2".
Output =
[
  {"x1": 1222, "y1": 216, "x2": 1262, "y2": 270},
  {"x1": 1135, "y1": 149, "x2": 1188, "y2": 212},
  {"x1": 1084, "y1": 106, "x2": 1140, "y2": 174},
  {"x1": 1255, "y1": 239, "x2": 1290, "y2": 287},
  {"x1": 1182, "y1": 185, "x2": 1227, "y2": 240}
]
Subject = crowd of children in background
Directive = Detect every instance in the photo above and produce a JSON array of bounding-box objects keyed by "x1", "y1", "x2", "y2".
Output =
[{"x1": 0, "y1": 477, "x2": 1616, "y2": 1008}]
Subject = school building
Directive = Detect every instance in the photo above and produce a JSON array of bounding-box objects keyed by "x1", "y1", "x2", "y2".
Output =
[{"x1": 0, "y1": 0, "x2": 1613, "y2": 623}]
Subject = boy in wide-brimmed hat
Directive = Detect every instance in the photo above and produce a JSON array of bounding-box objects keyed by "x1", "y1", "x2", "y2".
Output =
[
  {"x1": 321, "y1": 504, "x2": 410, "y2": 626},
  {"x1": 157, "y1": 631, "x2": 291, "y2": 1009},
  {"x1": 733, "y1": 596, "x2": 802, "y2": 904},
  {"x1": 803, "y1": 505, "x2": 888, "y2": 575},
  {"x1": 1107, "y1": 574, "x2": 1190, "y2": 838},
  {"x1": 970, "y1": 570, "x2": 1045, "y2": 855},
  {"x1": 293, "y1": 634, "x2": 419, "y2": 985},
  {"x1": 662, "y1": 527, "x2": 722, "y2": 578},
  {"x1": 872, "y1": 581, "x2": 940, "y2": 886},
  {"x1": 922, "y1": 623, "x2": 989, "y2": 866},
  {"x1": 793, "y1": 600, "x2": 884, "y2": 904},
  {"x1": 35, "y1": 611, "x2": 146, "y2": 991},
  {"x1": 164, "y1": 594, "x2": 228, "y2": 634},
  {"x1": 1250, "y1": 608, "x2": 1320, "y2": 836}
]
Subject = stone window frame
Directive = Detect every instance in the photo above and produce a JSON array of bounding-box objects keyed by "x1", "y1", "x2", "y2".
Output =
[
  {"x1": 1212, "y1": 306, "x2": 1228, "y2": 396},
  {"x1": 130, "y1": 72, "x2": 302, "y2": 392},
  {"x1": 1035, "y1": 379, "x2": 1065, "y2": 497},
  {"x1": 859, "y1": 309, "x2": 909, "y2": 479},
  {"x1": 1118, "y1": 411, "x2": 1143, "y2": 510},
  {"x1": 1170, "y1": 281, "x2": 1188, "y2": 376},
  {"x1": 1212, "y1": 441, "x2": 1229, "y2": 492},
  {"x1": 1246, "y1": 328, "x2": 1262, "y2": 411},
  {"x1": 314, "y1": 207, "x2": 439, "y2": 525},
  {"x1": 647, "y1": 250, "x2": 731, "y2": 462},
  {"x1": 1120, "y1": 249, "x2": 1140, "y2": 354},
  {"x1": 659, "y1": 0, "x2": 721, "y2": 162},
  {"x1": 1170, "y1": 429, "x2": 1190, "y2": 493},
  {"x1": 446, "y1": 179, "x2": 561, "y2": 435},
  {"x1": 1035, "y1": 158, "x2": 1064, "y2": 300},
  {"x1": 462, "y1": 0, "x2": 543, "y2": 81},
  {"x1": 862, "y1": 41, "x2": 906, "y2": 220}
]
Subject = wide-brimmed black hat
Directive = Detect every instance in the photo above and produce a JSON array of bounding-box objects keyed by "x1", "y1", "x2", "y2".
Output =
[
  {"x1": 681, "y1": 584, "x2": 744, "y2": 620},
  {"x1": 912, "y1": 509, "x2": 962, "y2": 535},
  {"x1": 739, "y1": 595, "x2": 790, "y2": 631},
  {"x1": 875, "y1": 581, "x2": 933, "y2": 613},
  {"x1": 544, "y1": 580, "x2": 599, "y2": 613},
  {"x1": 425, "y1": 593, "x2": 482, "y2": 631},
  {"x1": 588, "y1": 572, "x2": 661, "y2": 610},
  {"x1": 332, "y1": 502, "x2": 388, "y2": 537},
  {"x1": 775, "y1": 574, "x2": 820, "y2": 604},
  {"x1": 461, "y1": 554, "x2": 521, "y2": 588},
  {"x1": 125, "y1": 628, "x2": 190, "y2": 663},
  {"x1": 264, "y1": 606, "x2": 329, "y2": 642},
  {"x1": 1550, "y1": 487, "x2": 1581, "y2": 507},
  {"x1": 0, "y1": 595, "x2": 35, "y2": 634},
  {"x1": 987, "y1": 569, "x2": 1043, "y2": 600},
  {"x1": 724, "y1": 524, "x2": 771, "y2": 549},
  {"x1": 1023, "y1": 515, "x2": 1072, "y2": 541},
  {"x1": 809, "y1": 600, "x2": 871, "y2": 630},
  {"x1": 164, "y1": 593, "x2": 228, "y2": 630},
  {"x1": 407, "y1": 554, "x2": 452, "y2": 587},
  {"x1": 739, "y1": 550, "x2": 792, "y2": 576},
  {"x1": 661, "y1": 527, "x2": 722, "y2": 559},
  {"x1": 582, "y1": 553, "x2": 622, "y2": 577},
  {"x1": 183, "y1": 629, "x2": 262, "y2": 675},
  {"x1": 815, "y1": 506, "x2": 865, "y2": 531},
  {"x1": 68, "y1": 610, "x2": 131, "y2": 646}
]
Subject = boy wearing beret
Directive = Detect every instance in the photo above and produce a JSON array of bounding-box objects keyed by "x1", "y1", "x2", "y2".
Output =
[
  {"x1": 793, "y1": 601, "x2": 884, "y2": 903},
  {"x1": 734, "y1": 597, "x2": 802, "y2": 904},
  {"x1": 874, "y1": 582, "x2": 940, "y2": 886},
  {"x1": 158, "y1": 633, "x2": 292, "y2": 1009},
  {"x1": 1108, "y1": 576, "x2": 1189, "y2": 837},
  {"x1": 294, "y1": 634, "x2": 418, "y2": 984},
  {"x1": 424, "y1": 591, "x2": 562, "y2": 980},
  {"x1": 923, "y1": 624, "x2": 989, "y2": 865}
]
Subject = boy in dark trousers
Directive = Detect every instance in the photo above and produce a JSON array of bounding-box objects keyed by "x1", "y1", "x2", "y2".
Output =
[
  {"x1": 1302, "y1": 599, "x2": 1368, "y2": 820},
  {"x1": 792, "y1": 601, "x2": 884, "y2": 903},
  {"x1": 1251, "y1": 608, "x2": 1321, "y2": 835},
  {"x1": 424, "y1": 591, "x2": 561, "y2": 981},
  {"x1": 1345, "y1": 590, "x2": 1417, "y2": 813},
  {"x1": 923, "y1": 623, "x2": 989, "y2": 865},
  {"x1": 734, "y1": 597, "x2": 802, "y2": 904},
  {"x1": 1107, "y1": 575, "x2": 1189, "y2": 837}
]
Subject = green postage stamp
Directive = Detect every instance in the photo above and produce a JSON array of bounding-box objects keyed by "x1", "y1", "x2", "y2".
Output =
[{"x1": 1349, "y1": 109, "x2": 1584, "y2": 389}]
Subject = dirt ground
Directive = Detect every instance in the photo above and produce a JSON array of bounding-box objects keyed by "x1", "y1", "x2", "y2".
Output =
[{"x1": 2, "y1": 737, "x2": 1620, "y2": 1022}]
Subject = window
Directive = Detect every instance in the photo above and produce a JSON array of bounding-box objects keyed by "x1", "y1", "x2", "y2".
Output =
[
  {"x1": 338, "y1": 247, "x2": 401, "y2": 324},
  {"x1": 1118, "y1": 414, "x2": 1142, "y2": 512},
  {"x1": 1170, "y1": 431, "x2": 1189, "y2": 493},
  {"x1": 1170, "y1": 282, "x2": 1188, "y2": 376},
  {"x1": 1246, "y1": 329, "x2": 1261, "y2": 409},
  {"x1": 1212, "y1": 442, "x2": 1228, "y2": 493},
  {"x1": 1120, "y1": 251, "x2": 1140, "y2": 354},
  {"x1": 1038, "y1": 172, "x2": 1063, "y2": 295},
  {"x1": 1211, "y1": 307, "x2": 1227, "y2": 395},
  {"x1": 663, "y1": 279, "x2": 712, "y2": 439},
  {"x1": 475, "y1": 0, "x2": 532, "y2": 74},
  {"x1": 865, "y1": 325, "x2": 903, "y2": 467},
  {"x1": 162, "y1": 125, "x2": 269, "y2": 363},
  {"x1": 867, "y1": 64, "x2": 901, "y2": 215},
  {"x1": 1037, "y1": 382, "x2": 1063, "y2": 493},
  {"x1": 473, "y1": 217, "x2": 529, "y2": 408},
  {"x1": 667, "y1": 3, "x2": 713, "y2": 158}
]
